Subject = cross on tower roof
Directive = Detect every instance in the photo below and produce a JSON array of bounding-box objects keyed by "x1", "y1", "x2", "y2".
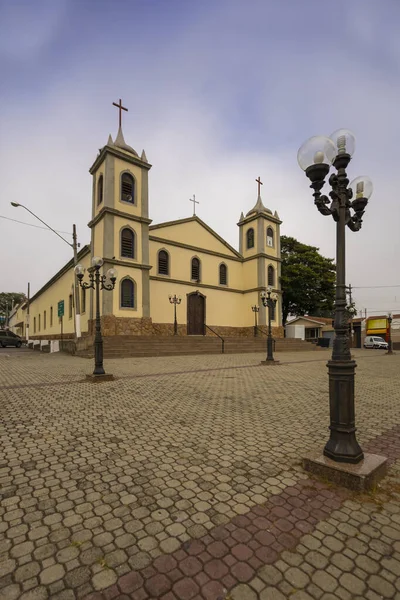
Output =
[
  {"x1": 189, "y1": 194, "x2": 199, "y2": 216},
  {"x1": 112, "y1": 98, "x2": 128, "y2": 129},
  {"x1": 256, "y1": 176, "x2": 263, "y2": 196}
]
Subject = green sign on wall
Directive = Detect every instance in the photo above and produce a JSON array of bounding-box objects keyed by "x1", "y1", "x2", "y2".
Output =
[{"x1": 58, "y1": 300, "x2": 64, "y2": 318}]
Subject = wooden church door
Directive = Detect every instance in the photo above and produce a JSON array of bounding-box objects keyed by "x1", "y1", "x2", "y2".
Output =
[{"x1": 187, "y1": 292, "x2": 206, "y2": 335}]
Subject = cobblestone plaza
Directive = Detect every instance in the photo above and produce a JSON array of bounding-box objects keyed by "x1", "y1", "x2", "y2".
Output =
[{"x1": 1, "y1": 349, "x2": 400, "y2": 599}]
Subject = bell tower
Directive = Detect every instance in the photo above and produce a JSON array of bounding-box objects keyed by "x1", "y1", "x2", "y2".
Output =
[
  {"x1": 238, "y1": 177, "x2": 282, "y2": 327},
  {"x1": 88, "y1": 100, "x2": 152, "y2": 326}
]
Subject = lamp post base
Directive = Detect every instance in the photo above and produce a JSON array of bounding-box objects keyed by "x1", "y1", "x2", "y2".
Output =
[
  {"x1": 324, "y1": 359, "x2": 363, "y2": 464},
  {"x1": 86, "y1": 373, "x2": 114, "y2": 382},
  {"x1": 303, "y1": 451, "x2": 388, "y2": 491},
  {"x1": 260, "y1": 359, "x2": 280, "y2": 366}
]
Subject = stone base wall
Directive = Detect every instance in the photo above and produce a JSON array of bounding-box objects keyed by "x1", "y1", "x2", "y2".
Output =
[
  {"x1": 27, "y1": 318, "x2": 284, "y2": 341},
  {"x1": 88, "y1": 317, "x2": 285, "y2": 339}
]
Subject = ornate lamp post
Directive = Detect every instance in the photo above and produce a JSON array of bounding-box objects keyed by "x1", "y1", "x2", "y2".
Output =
[
  {"x1": 387, "y1": 313, "x2": 394, "y2": 355},
  {"x1": 251, "y1": 305, "x2": 260, "y2": 337},
  {"x1": 298, "y1": 129, "x2": 373, "y2": 463},
  {"x1": 169, "y1": 294, "x2": 182, "y2": 336},
  {"x1": 75, "y1": 258, "x2": 117, "y2": 377},
  {"x1": 260, "y1": 287, "x2": 277, "y2": 362}
]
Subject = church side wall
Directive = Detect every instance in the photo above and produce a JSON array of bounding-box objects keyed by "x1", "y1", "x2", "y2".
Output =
[{"x1": 25, "y1": 253, "x2": 91, "y2": 339}]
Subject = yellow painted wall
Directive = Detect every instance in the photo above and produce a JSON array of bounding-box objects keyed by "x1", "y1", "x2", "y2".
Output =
[
  {"x1": 151, "y1": 221, "x2": 239, "y2": 257},
  {"x1": 93, "y1": 219, "x2": 104, "y2": 260},
  {"x1": 150, "y1": 279, "x2": 250, "y2": 327},
  {"x1": 23, "y1": 252, "x2": 92, "y2": 337},
  {"x1": 150, "y1": 240, "x2": 242, "y2": 288}
]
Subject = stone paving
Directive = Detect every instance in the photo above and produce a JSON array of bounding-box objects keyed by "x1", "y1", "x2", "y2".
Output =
[{"x1": 1, "y1": 348, "x2": 400, "y2": 599}]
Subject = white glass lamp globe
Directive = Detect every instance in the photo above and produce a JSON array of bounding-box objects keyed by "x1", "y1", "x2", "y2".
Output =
[
  {"x1": 107, "y1": 268, "x2": 118, "y2": 280},
  {"x1": 350, "y1": 176, "x2": 373, "y2": 200},
  {"x1": 297, "y1": 136, "x2": 336, "y2": 171},
  {"x1": 74, "y1": 264, "x2": 85, "y2": 276},
  {"x1": 92, "y1": 256, "x2": 104, "y2": 267},
  {"x1": 329, "y1": 129, "x2": 356, "y2": 157}
]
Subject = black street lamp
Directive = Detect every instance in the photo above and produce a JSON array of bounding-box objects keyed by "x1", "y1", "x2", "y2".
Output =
[
  {"x1": 251, "y1": 305, "x2": 260, "y2": 337},
  {"x1": 75, "y1": 258, "x2": 117, "y2": 377},
  {"x1": 298, "y1": 129, "x2": 373, "y2": 463},
  {"x1": 169, "y1": 294, "x2": 182, "y2": 335},
  {"x1": 387, "y1": 313, "x2": 394, "y2": 355},
  {"x1": 260, "y1": 287, "x2": 277, "y2": 362}
]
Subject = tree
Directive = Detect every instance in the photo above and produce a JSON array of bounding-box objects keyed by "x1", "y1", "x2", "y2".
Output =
[
  {"x1": 280, "y1": 236, "x2": 336, "y2": 325},
  {"x1": 0, "y1": 292, "x2": 26, "y2": 321}
]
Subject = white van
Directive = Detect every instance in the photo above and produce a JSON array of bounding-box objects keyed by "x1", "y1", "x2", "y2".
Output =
[{"x1": 364, "y1": 336, "x2": 388, "y2": 349}]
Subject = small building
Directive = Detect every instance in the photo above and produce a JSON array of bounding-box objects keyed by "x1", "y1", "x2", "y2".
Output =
[
  {"x1": 285, "y1": 315, "x2": 365, "y2": 348},
  {"x1": 285, "y1": 316, "x2": 326, "y2": 343}
]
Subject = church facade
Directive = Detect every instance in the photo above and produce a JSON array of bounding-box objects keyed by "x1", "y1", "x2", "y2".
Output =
[{"x1": 10, "y1": 123, "x2": 283, "y2": 341}]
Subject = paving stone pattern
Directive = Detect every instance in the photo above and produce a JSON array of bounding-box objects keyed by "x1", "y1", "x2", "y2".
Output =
[{"x1": 1, "y1": 349, "x2": 400, "y2": 599}]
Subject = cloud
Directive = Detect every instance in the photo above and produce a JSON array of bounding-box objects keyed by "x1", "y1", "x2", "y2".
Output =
[
  {"x1": 0, "y1": 0, "x2": 68, "y2": 61},
  {"x1": 1, "y1": 0, "x2": 400, "y2": 315}
]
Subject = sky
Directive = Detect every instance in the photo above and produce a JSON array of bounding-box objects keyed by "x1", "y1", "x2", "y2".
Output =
[{"x1": 1, "y1": 0, "x2": 400, "y2": 316}]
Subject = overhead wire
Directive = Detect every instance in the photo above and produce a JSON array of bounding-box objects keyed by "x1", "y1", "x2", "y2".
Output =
[{"x1": 0, "y1": 215, "x2": 72, "y2": 236}]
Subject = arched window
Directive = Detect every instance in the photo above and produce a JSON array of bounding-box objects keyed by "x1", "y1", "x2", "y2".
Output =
[
  {"x1": 120, "y1": 279, "x2": 135, "y2": 308},
  {"x1": 266, "y1": 227, "x2": 274, "y2": 247},
  {"x1": 121, "y1": 173, "x2": 134, "y2": 203},
  {"x1": 97, "y1": 175, "x2": 103, "y2": 205},
  {"x1": 268, "y1": 265, "x2": 275, "y2": 287},
  {"x1": 191, "y1": 257, "x2": 201, "y2": 281},
  {"x1": 120, "y1": 228, "x2": 135, "y2": 259},
  {"x1": 247, "y1": 228, "x2": 254, "y2": 249},
  {"x1": 219, "y1": 263, "x2": 227, "y2": 285},
  {"x1": 158, "y1": 250, "x2": 169, "y2": 275}
]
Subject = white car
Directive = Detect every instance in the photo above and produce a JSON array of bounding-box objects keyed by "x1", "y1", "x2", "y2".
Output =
[{"x1": 364, "y1": 335, "x2": 388, "y2": 350}]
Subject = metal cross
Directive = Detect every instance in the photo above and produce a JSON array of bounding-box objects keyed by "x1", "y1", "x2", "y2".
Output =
[
  {"x1": 256, "y1": 176, "x2": 263, "y2": 196},
  {"x1": 189, "y1": 194, "x2": 199, "y2": 216},
  {"x1": 112, "y1": 98, "x2": 128, "y2": 129}
]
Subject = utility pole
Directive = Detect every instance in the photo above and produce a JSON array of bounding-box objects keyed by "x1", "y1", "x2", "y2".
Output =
[
  {"x1": 73, "y1": 224, "x2": 81, "y2": 338},
  {"x1": 26, "y1": 282, "x2": 30, "y2": 343}
]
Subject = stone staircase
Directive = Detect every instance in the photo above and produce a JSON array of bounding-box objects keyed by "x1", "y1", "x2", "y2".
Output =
[{"x1": 76, "y1": 335, "x2": 320, "y2": 358}]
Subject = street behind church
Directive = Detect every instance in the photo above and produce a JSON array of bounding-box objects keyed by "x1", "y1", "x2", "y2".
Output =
[{"x1": 1, "y1": 349, "x2": 400, "y2": 599}]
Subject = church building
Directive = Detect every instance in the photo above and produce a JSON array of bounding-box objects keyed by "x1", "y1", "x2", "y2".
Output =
[{"x1": 10, "y1": 109, "x2": 283, "y2": 342}]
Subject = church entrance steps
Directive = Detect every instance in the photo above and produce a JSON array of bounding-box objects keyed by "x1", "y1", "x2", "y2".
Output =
[{"x1": 75, "y1": 336, "x2": 319, "y2": 358}]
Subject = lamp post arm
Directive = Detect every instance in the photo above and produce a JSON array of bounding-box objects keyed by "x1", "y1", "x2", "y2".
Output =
[{"x1": 14, "y1": 204, "x2": 73, "y2": 248}]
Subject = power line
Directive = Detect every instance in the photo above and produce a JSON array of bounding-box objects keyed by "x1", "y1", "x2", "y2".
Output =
[
  {"x1": 352, "y1": 285, "x2": 400, "y2": 289},
  {"x1": 0, "y1": 215, "x2": 72, "y2": 236}
]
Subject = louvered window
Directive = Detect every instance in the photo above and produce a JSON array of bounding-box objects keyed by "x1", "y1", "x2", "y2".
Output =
[
  {"x1": 191, "y1": 258, "x2": 200, "y2": 281},
  {"x1": 268, "y1": 265, "x2": 275, "y2": 287},
  {"x1": 121, "y1": 173, "x2": 134, "y2": 203},
  {"x1": 219, "y1": 264, "x2": 227, "y2": 285},
  {"x1": 50, "y1": 307, "x2": 53, "y2": 327},
  {"x1": 97, "y1": 175, "x2": 103, "y2": 205},
  {"x1": 121, "y1": 228, "x2": 135, "y2": 258},
  {"x1": 121, "y1": 279, "x2": 135, "y2": 308},
  {"x1": 81, "y1": 288, "x2": 86, "y2": 313},
  {"x1": 158, "y1": 250, "x2": 169, "y2": 275},
  {"x1": 38, "y1": 314, "x2": 41, "y2": 331},
  {"x1": 247, "y1": 228, "x2": 254, "y2": 249},
  {"x1": 44, "y1": 311, "x2": 46, "y2": 330},
  {"x1": 267, "y1": 227, "x2": 274, "y2": 247},
  {"x1": 69, "y1": 294, "x2": 73, "y2": 319}
]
